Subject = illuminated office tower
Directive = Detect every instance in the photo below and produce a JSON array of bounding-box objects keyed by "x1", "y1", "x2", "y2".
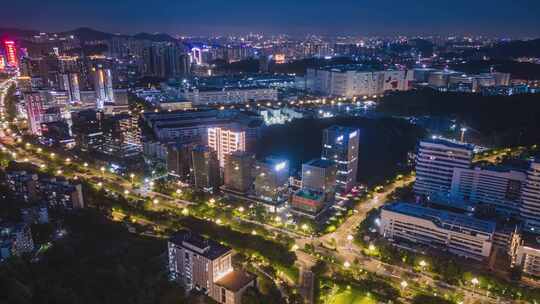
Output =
[
  {"x1": 207, "y1": 126, "x2": 246, "y2": 168},
  {"x1": 60, "y1": 73, "x2": 81, "y2": 102},
  {"x1": 92, "y1": 67, "x2": 114, "y2": 109},
  {"x1": 321, "y1": 126, "x2": 359, "y2": 195},
  {"x1": 3, "y1": 40, "x2": 18, "y2": 68}
]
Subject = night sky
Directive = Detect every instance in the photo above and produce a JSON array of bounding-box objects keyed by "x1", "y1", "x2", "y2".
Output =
[{"x1": 3, "y1": 0, "x2": 540, "y2": 37}]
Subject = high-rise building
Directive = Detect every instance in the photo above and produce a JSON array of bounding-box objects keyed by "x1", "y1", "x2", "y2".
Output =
[
  {"x1": 168, "y1": 230, "x2": 255, "y2": 304},
  {"x1": 92, "y1": 66, "x2": 114, "y2": 109},
  {"x1": 253, "y1": 157, "x2": 289, "y2": 205},
  {"x1": 520, "y1": 160, "x2": 540, "y2": 233},
  {"x1": 321, "y1": 126, "x2": 359, "y2": 195},
  {"x1": 192, "y1": 145, "x2": 221, "y2": 191},
  {"x1": 60, "y1": 73, "x2": 81, "y2": 102},
  {"x1": 3, "y1": 40, "x2": 18, "y2": 68},
  {"x1": 101, "y1": 114, "x2": 142, "y2": 159},
  {"x1": 208, "y1": 126, "x2": 246, "y2": 168},
  {"x1": 223, "y1": 151, "x2": 255, "y2": 194},
  {"x1": 413, "y1": 138, "x2": 474, "y2": 197},
  {"x1": 24, "y1": 92, "x2": 45, "y2": 135},
  {"x1": 301, "y1": 158, "x2": 337, "y2": 199},
  {"x1": 0, "y1": 55, "x2": 6, "y2": 71},
  {"x1": 167, "y1": 142, "x2": 197, "y2": 180}
]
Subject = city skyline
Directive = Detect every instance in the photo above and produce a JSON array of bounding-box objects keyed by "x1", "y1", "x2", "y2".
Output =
[{"x1": 2, "y1": 0, "x2": 540, "y2": 37}]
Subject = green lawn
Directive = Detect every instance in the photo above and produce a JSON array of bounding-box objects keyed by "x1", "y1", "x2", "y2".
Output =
[{"x1": 328, "y1": 289, "x2": 377, "y2": 304}]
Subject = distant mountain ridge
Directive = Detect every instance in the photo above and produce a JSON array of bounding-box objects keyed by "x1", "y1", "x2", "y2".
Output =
[{"x1": 0, "y1": 26, "x2": 178, "y2": 43}]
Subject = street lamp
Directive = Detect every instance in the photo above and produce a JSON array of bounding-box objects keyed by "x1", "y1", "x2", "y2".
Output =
[
  {"x1": 124, "y1": 190, "x2": 130, "y2": 195},
  {"x1": 100, "y1": 167, "x2": 105, "y2": 177},
  {"x1": 419, "y1": 260, "x2": 427, "y2": 270},
  {"x1": 83, "y1": 162, "x2": 88, "y2": 168},
  {"x1": 130, "y1": 173, "x2": 135, "y2": 184},
  {"x1": 153, "y1": 199, "x2": 159, "y2": 205},
  {"x1": 344, "y1": 261, "x2": 351, "y2": 269},
  {"x1": 400, "y1": 281, "x2": 408, "y2": 289}
]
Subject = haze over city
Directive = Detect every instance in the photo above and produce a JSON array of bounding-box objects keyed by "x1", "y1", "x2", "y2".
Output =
[{"x1": 3, "y1": 0, "x2": 540, "y2": 36}]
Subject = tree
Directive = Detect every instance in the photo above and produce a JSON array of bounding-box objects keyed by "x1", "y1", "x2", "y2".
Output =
[
  {"x1": 241, "y1": 287, "x2": 260, "y2": 304},
  {"x1": 412, "y1": 294, "x2": 455, "y2": 304}
]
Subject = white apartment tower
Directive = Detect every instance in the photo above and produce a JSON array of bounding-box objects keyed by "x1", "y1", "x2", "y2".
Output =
[
  {"x1": 414, "y1": 138, "x2": 474, "y2": 197},
  {"x1": 208, "y1": 127, "x2": 246, "y2": 168}
]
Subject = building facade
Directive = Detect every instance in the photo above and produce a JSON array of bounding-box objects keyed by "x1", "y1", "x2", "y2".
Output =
[
  {"x1": 413, "y1": 138, "x2": 474, "y2": 197},
  {"x1": 521, "y1": 160, "x2": 540, "y2": 233},
  {"x1": 253, "y1": 158, "x2": 289, "y2": 205},
  {"x1": 168, "y1": 230, "x2": 255, "y2": 304},
  {"x1": 380, "y1": 202, "x2": 495, "y2": 261},
  {"x1": 450, "y1": 166, "x2": 527, "y2": 215},
  {"x1": 223, "y1": 151, "x2": 255, "y2": 194},
  {"x1": 192, "y1": 145, "x2": 221, "y2": 191},
  {"x1": 208, "y1": 126, "x2": 246, "y2": 168},
  {"x1": 321, "y1": 126, "x2": 359, "y2": 195}
]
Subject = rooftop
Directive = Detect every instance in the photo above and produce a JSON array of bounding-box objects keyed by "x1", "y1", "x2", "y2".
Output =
[
  {"x1": 312, "y1": 64, "x2": 397, "y2": 73},
  {"x1": 421, "y1": 137, "x2": 474, "y2": 151},
  {"x1": 215, "y1": 270, "x2": 255, "y2": 292},
  {"x1": 384, "y1": 202, "x2": 496, "y2": 234},
  {"x1": 169, "y1": 229, "x2": 231, "y2": 260}
]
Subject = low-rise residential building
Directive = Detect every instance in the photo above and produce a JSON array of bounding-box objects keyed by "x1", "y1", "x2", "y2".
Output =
[
  {"x1": 38, "y1": 178, "x2": 84, "y2": 210},
  {"x1": 0, "y1": 222, "x2": 34, "y2": 261},
  {"x1": 510, "y1": 232, "x2": 540, "y2": 278},
  {"x1": 380, "y1": 202, "x2": 496, "y2": 261},
  {"x1": 168, "y1": 230, "x2": 256, "y2": 304},
  {"x1": 5, "y1": 171, "x2": 39, "y2": 202}
]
